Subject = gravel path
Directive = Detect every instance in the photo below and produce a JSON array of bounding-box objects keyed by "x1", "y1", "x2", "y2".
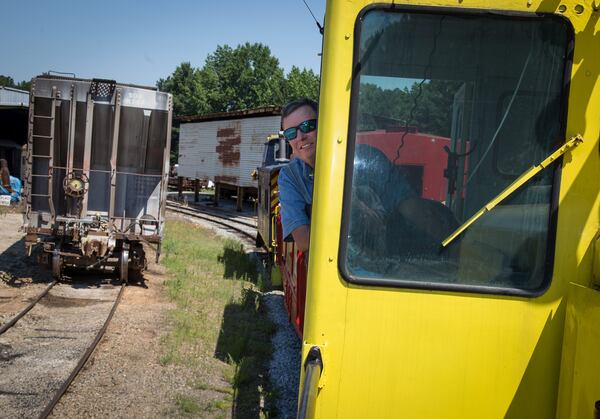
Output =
[
  {"x1": 263, "y1": 291, "x2": 301, "y2": 418},
  {"x1": 0, "y1": 281, "x2": 121, "y2": 418}
]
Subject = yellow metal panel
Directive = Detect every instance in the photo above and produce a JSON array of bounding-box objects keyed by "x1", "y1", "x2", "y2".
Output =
[
  {"x1": 557, "y1": 283, "x2": 600, "y2": 419},
  {"x1": 303, "y1": 0, "x2": 600, "y2": 417}
]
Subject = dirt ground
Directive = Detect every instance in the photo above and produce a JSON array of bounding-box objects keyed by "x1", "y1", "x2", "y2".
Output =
[
  {"x1": 0, "y1": 210, "x2": 53, "y2": 319},
  {"x1": 48, "y1": 257, "x2": 186, "y2": 418},
  {"x1": 0, "y1": 212, "x2": 234, "y2": 418}
]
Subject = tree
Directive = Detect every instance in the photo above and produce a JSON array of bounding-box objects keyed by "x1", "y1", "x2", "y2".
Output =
[
  {"x1": 15, "y1": 80, "x2": 31, "y2": 91},
  {"x1": 0, "y1": 75, "x2": 15, "y2": 87},
  {"x1": 203, "y1": 43, "x2": 286, "y2": 111},
  {"x1": 358, "y1": 80, "x2": 461, "y2": 137},
  {"x1": 0, "y1": 75, "x2": 31, "y2": 91},
  {"x1": 283, "y1": 66, "x2": 320, "y2": 102},
  {"x1": 156, "y1": 63, "x2": 210, "y2": 116}
]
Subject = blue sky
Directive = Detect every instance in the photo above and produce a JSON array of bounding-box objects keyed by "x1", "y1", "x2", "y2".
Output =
[{"x1": 1, "y1": 0, "x2": 326, "y2": 87}]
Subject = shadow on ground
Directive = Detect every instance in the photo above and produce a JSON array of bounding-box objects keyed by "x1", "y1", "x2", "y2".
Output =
[
  {"x1": 215, "y1": 242, "x2": 276, "y2": 417},
  {"x1": 218, "y1": 241, "x2": 262, "y2": 286},
  {"x1": 215, "y1": 288, "x2": 275, "y2": 418},
  {"x1": 0, "y1": 238, "x2": 149, "y2": 288},
  {"x1": 0, "y1": 238, "x2": 52, "y2": 287}
]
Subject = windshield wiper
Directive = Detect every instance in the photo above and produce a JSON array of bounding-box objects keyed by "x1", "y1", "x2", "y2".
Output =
[{"x1": 442, "y1": 134, "x2": 583, "y2": 248}]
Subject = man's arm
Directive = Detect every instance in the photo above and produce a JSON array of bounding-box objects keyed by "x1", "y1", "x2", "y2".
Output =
[
  {"x1": 278, "y1": 165, "x2": 311, "y2": 250},
  {"x1": 291, "y1": 225, "x2": 310, "y2": 253}
]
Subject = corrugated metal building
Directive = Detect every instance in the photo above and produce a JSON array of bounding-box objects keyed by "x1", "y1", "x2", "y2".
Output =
[
  {"x1": 0, "y1": 86, "x2": 29, "y2": 107},
  {"x1": 178, "y1": 106, "x2": 281, "y2": 208},
  {"x1": 0, "y1": 86, "x2": 29, "y2": 179}
]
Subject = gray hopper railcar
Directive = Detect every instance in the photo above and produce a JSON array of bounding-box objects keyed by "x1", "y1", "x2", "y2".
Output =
[{"x1": 23, "y1": 75, "x2": 172, "y2": 281}]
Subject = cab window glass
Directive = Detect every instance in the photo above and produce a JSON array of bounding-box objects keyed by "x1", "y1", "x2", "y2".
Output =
[{"x1": 341, "y1": 9, "x2": 571, "y2": 292}]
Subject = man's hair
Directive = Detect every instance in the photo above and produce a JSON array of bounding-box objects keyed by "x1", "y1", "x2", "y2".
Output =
[{"x1": 281, "y1": 98, "x2": 318, "y2": 128}]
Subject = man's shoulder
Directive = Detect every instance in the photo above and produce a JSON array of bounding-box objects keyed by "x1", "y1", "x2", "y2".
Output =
[
  {"x1": 279, "y1": 158, "x2": 304, "y2": 179},
  {"x1": 282, "y1": 158, "x2": 305, "y2": 171}
]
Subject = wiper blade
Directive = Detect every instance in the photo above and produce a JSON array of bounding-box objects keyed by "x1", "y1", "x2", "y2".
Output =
[{"x1": 442, "y1": 134, "x2": 583, "y2": 248}]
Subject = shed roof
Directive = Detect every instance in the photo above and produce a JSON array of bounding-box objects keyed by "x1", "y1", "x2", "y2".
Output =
[
  {"x1": 0, "y1": 86, "x2": 29, "y2": 108},
  {"x1": 178, "y1": 105, "x2": 281, "y2": 124}
]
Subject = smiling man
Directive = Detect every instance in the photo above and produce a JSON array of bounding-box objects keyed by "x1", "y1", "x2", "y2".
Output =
[{"x1": 277, "y1": 98, "x2": 319, "y2": 253}]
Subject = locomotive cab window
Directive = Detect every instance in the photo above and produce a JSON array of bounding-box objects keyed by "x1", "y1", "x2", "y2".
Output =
[{"x1": 340, "y1": 8, "x2": 572, "y2": 294}]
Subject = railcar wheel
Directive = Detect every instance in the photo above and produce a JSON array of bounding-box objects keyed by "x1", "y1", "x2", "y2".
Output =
[
  {"x1": 51, "y1": 249, "x2": 62, "y2": 280},
  {"x1": 119, "y1": 250, "x2": 129, "y2": 283}
]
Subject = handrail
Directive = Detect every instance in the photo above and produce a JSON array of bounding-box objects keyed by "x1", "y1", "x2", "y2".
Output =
[{"x1": 298, "y1": 346, "x2": 323, "y2": 419}]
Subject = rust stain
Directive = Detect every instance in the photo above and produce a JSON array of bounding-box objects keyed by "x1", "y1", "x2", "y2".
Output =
[{"x1": 216, "y1": 124, "x2": 241, "y2": 166}]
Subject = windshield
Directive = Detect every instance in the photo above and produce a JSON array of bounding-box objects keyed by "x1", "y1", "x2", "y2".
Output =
[{"x1": 340, "y1": 9, "x2": 572, "y2": 293}]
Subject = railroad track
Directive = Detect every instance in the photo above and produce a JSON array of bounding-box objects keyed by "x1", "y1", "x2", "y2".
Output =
[
  {"x1": 166, "y1": 201, "x2": 258, "y2": 243},
  {"x1": 0, "y1": 279, "x2": 125, "y2": 418},
  {"x1": 166, "y1": 195, "x2": 257, "y2": 224}
]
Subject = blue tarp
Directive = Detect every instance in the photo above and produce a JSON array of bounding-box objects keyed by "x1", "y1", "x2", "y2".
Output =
[{"x1": 0, "y1": 176, "x2": 22, "y2": 202}]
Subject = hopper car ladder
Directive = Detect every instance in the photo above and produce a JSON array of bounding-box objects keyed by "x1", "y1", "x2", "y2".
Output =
[{"x1": 28, "y1": 86, "x2": 59, "y2": 223}]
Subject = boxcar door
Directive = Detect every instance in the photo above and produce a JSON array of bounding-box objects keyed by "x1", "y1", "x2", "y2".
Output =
[{"x1": 301, "y1": 1, "x2": 599, "y2": 418}]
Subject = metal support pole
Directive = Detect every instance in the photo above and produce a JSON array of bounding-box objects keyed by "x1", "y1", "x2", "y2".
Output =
[
  {"x1": 194, "y1": 179, "x2": 200, "y2": 202},
  {"x1": 81, "y1": 93, "x2": 95, "y2": 218},
  {"x1": 236, "y1": 186, "x2": 243, "y2": 212},
  {"x1": 108, "y1": 89, "x2": 122, "y2": 229},
  {"x1": 47, "y1": 87, "x2": 58, "y2": 224}
]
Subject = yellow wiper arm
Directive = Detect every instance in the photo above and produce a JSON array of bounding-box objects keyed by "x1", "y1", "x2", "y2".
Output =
[{"x1": 442, "y1": 134, "x2": 583, "y2": 248}]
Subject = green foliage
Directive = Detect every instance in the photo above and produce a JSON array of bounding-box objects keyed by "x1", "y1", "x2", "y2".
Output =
[
  {"x1": 358, "y1": 79, "x2": 462, "y2": 137},
  {"x1": 157, "y1": 43, "x2": 320, "y2": 119},
  {"x1": 0, "y1": 75, "x2": 15, "y2": 87},
  {"x1": 204, "y1": 43, "x2": 286, "y2": 112},
  {"x1": 284, "y1": 66, "x2": 320, "y2": 102},
  {"x1": 157, "y1": 63, "x2": 211, "y2": 117},
  {"x1": 0, "y1": 75, "x2": 31, "y2": 91},
  {"x1": 175, "y1": 394, "x2": 202, "y2": 415}
]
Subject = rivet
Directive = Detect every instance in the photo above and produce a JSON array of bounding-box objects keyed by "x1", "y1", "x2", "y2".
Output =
[
  {"x1": 527, "y1": 0, "x2": 533, "y2": 6},
  {"x1": 337, "y1": 137, "x2": 343, "y2": 144},
  {"x1": 328, "y1": 257, "x2": 334, "y2": 262},
  {"x1": 586, "y1": 70, "x2": 592, "y2": 77},
  {"x1": 344, "y1": 33, "x2": 351, "y2": 40}
]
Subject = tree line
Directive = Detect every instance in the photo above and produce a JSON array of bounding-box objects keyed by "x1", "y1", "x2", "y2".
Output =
[
  {"x1": 0, "y1": 75, "x2": 31, "y2": 91},
  {"x1": 157, "y1": 42, "x2": 320, "y2": 117},
  {"x1": 358, "y1": 79, "x2": 461, "y2": 138}
]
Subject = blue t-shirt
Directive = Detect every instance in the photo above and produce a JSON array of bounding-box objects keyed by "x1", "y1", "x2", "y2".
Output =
[
  {"x1": 0, "y1": 176, "x2": 22, "y2": 203},
  {"x1": 278, "y1": 158, "x2": 314, "y2": 240}
]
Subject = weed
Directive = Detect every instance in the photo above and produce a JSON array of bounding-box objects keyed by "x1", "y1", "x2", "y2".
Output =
[{"x1": 176, "y1": 395, "x2": 201, "y2": 415}]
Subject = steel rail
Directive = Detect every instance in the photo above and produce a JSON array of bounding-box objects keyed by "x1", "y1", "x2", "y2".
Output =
[
  {"x1": 38, "y1": 282, "x2": 127, "y2": 419},
  {"x1": 167, "y1": 201, "x2": 256, "y2": 228},
  {"x1": 166, "y1": 205, "x2": 256, "y2": 241},
  {"x1": 168, "y1": 205, "x2": 257, "y2": 229},
  {"x1": 0, "y1": 280, "x2": 58, "y2": 335}
]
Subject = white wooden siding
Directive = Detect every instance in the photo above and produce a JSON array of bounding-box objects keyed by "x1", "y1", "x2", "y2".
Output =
[{"x1": 178, "y1": 115, "x2": 280, "y2": 188}]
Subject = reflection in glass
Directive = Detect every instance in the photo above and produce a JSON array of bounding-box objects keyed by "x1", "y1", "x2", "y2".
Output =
[{"x1": 343, "y1": 10, "x2": 571, "y2": 291}]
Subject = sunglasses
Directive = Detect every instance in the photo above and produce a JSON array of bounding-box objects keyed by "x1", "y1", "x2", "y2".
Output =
[{"x1": 280, "y1": 119, "x2": 317, "y2": 141}]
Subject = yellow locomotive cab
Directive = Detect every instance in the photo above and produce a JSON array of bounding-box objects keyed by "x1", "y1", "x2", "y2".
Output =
[{"x1": 301, "y1": 1, "x2": 600, "y2": 417}]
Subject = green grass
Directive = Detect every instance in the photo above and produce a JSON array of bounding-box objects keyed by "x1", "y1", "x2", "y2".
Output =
[
  {"x1": 176, "y1": 395, "x2": 202, "y2": 415},
  {"x1": 161, "y1": 220, "x2": 275, "y2": 417}
]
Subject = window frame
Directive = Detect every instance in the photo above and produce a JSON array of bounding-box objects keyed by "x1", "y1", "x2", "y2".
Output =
[{"x1": 337, "y1": 4, "x2": 574, "y2": 297}]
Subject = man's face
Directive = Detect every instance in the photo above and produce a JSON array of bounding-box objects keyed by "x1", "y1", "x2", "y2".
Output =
[{"x1": 282, "y1": 105, "x2": 318, "y2": 168}]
